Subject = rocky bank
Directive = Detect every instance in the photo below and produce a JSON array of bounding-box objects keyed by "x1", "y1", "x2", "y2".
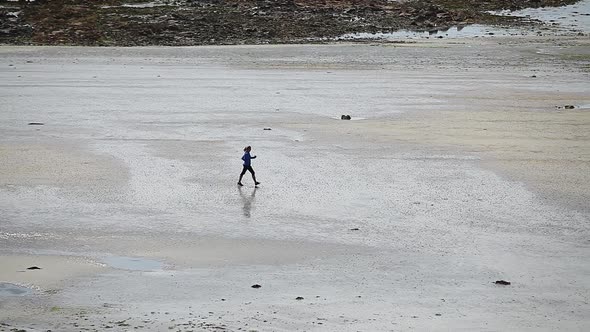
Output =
[{"x1": 0, "y1": 0, "x2": 582, "y2": 46}]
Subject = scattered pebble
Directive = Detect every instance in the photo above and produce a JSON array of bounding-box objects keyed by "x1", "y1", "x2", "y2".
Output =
[
  {"x1": 495, "y1": 280, "x2": 511, "y2": 285},
  {"x1": 27, "y1": 266, "x2": 41, "y2": 270},
  {"x1": 251, "y1": 284, "x2": 261, "y2": 289},
  {"x1": 341, "y1": 115, "x2": 351, "y2": 120},
  {"x1": 27, "y1": 123, "x2": 44, "y2": 126},
  {"x1": 295, "y1": 296, "x2": 304, "y2": 300}
]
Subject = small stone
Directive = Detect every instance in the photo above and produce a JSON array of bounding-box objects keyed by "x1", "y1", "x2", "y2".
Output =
[
  {"x1": 435, "y1": 313, "x2": 442, "y2": 316},
  {"x1": 251, "y1": 284, "x2": 261, "y2": 288},
  {"x1": 295, "y1": 296, "x2": 304, "y2": 300},
  {"x1": 263, "y1": 128, "x2": 272, "y2": 130},
  {"x1": 531, "y1": 75, "x2": 537, "y2": 78},
  {"x1": 28, "y1": 122, "x2": 44, "y2": 126},
  {"x1": 341, "y1": 115, "x2": 351, "y2": 120},
  {"x1": 495, "y1": 280, "x2": 511, "y2": 285},
  {"x1": 564, "y1": 105, "x2": 575, "y2": 109},
  {"x1": 27, "y1": 266, "x2": 41, "y2": 270},
  {"x1": 350, "y1": 228, "x2": 360, "y2": 231}
]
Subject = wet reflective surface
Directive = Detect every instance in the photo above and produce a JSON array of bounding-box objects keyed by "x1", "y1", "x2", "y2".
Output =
[
  {"x1": 340, "y1": 0, "x2": 590, "y2": 40},
  {"x1": 0, "y1": 35, "x2": 588, "y2": 331},
  {"x1": 103, "y1": 256, "x2": 164, "y2": 271},
  {"x1": 0, "y1": 283, "x2": 31, "y2": 296},
  {"x1": 495, "y1": 0, "x2": 590, "y2": 33}
]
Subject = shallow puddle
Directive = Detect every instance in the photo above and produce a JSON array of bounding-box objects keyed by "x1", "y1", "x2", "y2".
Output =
[
  {"x1": 103, "y1": 256, "x2": 163, "y2": 271},
  {"x1": 0, "y1": 283, "x2": 31, "y2": 296},
  {"x1": 494, "y1": 0, "x2": 590, "y2": 33},
  {"x1": 340, "y1": 0, "x2": 590, "y2": 40},
  {"x1": 338, "y1": 24, "x2": 538, "y2": 40}
]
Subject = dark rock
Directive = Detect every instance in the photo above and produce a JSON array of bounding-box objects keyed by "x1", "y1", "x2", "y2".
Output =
[
  {"x1": 251, "y1": 284, "x2": 261, "y2": 288},
  {"x1": 564, "y1": 105, "x2": 575, "y2": 109},
  {"x1": 28, "y1": 122, "x2": 44, "y2": 125},
  {"x1": 263, "y1": 128, "x2": 272, "y2": 130},
  {"x1": 435, "y1": 313, "x2": 442, "y2": 316},
  {"x1": 341, "y1": 115, "x2": 351, "y2": 120},
  {"x1": 295, "y1": 296, "x2": 304, "y2": 300},
  {"x1": 350, "y1": 228, "x2": 360, "y2": 231},
  {"x1": 495, "y1": 280, "x2": 511, "y2": 285},
  {"x1": 0, "y1": 0, "x2": 573, "y2": 47},
  {"x1": 531, "y1": 75, "x2": 537, "y2": 78},
  {"x1": 27, "y1": 266, "x2": 42, "y2": 270}
]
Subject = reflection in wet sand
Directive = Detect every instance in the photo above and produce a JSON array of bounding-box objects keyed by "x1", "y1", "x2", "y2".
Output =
[{"x1": 238, "y1": 186, "x2": 257, "y2": 218}]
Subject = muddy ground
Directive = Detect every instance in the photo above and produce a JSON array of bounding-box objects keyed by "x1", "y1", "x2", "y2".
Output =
[{"x1": 0, "y1": 0, "x2": 582, "y2": 46}]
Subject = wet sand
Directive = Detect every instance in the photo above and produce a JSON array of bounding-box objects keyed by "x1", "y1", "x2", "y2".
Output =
[{"x1": 0, "y1": 36, "x2": 589, "y2": 331}]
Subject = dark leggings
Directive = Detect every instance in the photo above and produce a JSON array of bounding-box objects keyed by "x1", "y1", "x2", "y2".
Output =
[{"x1": 240, "y1": 166, "x2": 255, "y2": 176}]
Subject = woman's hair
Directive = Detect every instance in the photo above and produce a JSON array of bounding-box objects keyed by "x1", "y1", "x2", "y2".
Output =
[{"x1": 244, "y1": 146, "x2": 251, "y2": 151}]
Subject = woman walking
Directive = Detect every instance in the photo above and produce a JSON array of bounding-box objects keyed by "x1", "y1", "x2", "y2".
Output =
[{"x1": 238, "y1": 146, "x2": 260, "y2": 186}]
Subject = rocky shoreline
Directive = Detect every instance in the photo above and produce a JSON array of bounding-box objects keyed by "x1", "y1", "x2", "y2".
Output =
[{"x1": 0, "y1": 0, "x2": 581, "y2": 46}]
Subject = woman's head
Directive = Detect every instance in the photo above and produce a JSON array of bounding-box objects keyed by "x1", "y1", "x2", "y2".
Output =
[{"x1": 244, "y1": 146, "x2": 251, "y2": 152}]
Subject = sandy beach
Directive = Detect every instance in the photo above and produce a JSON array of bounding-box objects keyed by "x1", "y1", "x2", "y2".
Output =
[{"x1": 1, "y1": 35, "x2": 589, "y2": 331}]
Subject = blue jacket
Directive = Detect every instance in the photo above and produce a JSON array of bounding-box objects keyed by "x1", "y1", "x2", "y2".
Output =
[{"x1": 242, "y1": 152, "x2": 256, "y2": 166}]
